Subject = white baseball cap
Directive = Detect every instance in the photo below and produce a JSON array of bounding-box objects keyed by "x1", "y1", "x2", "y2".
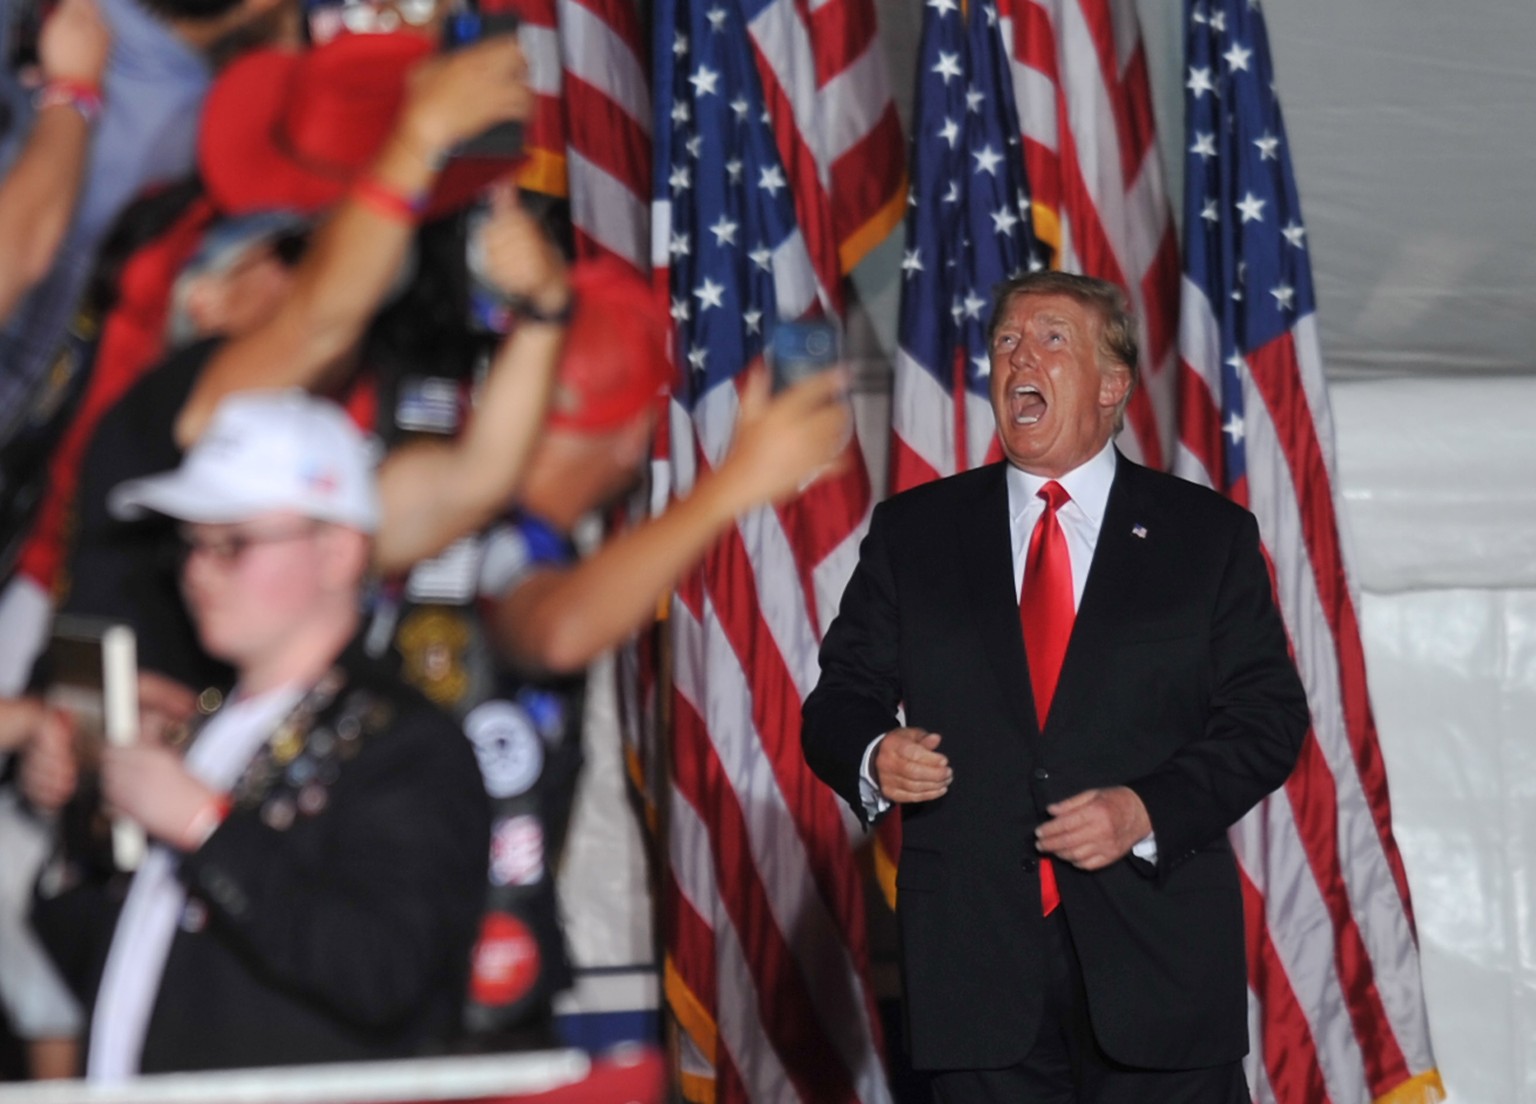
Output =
[{"x1": 109, "y1": 389, "x2": 381, "y2": 532}]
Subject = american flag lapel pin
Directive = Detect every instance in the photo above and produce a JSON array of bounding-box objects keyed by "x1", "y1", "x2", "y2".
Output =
[{"x1": 1131, "y1": 524, "x2": 1148, "y2": 539}]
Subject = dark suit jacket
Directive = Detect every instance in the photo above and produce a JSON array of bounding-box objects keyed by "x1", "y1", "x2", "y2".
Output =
[
  {"x1": 36, "y1": 638, "x2": 492, "y2": 1073},
  {"x1": 802, "y1": 455, "x2": 1308, "y2": 1073}
]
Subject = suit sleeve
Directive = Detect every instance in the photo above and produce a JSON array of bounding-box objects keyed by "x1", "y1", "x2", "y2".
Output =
[
  {"x1": 177, "y1": 709, "x2": 490, "y2": 1029},
  {"x1": 1124, "y1": 510, "x2": 1309, "y2": 870},
  {"x1": 802, "y1": 501, "x2": 905, "y2": 823}
]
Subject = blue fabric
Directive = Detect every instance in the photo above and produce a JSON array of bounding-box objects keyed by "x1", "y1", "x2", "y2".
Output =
[
  {"x1": 511, "y1": 510, "x2": 574, "y2": 570},
  {"x1": 0, "y1": 0, "x2": 209, "y2": 435}
]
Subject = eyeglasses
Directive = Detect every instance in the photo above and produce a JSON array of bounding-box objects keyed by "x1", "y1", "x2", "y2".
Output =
[{"x1": 177, "y1": 521, "x2": 322, "y2": 568}]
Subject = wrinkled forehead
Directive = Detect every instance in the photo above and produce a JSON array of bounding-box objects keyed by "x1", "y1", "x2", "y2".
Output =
[
  {"x1": 989, "y1": 293, "x2": 1112, "y2": 350},
  {"x1": 993, "y1": 291, "x2": 1102, "y2": 334}
]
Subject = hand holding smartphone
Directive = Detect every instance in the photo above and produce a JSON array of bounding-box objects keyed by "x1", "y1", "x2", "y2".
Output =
[
  {"x1": 441, "y1": 8, "x2": 525, "y2": 159},
  {"x1": 44, "y1": 616, "x2": 144, "y2": 869}
]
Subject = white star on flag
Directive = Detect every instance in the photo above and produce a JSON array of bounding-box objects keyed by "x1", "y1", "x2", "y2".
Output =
[
  {"x1": 709, "y1": 214, "x2": 738, "y2": 247},
  {"x1": 1236, "y1": 192, "x2": 1266, "y2": 222},
  {"x1": 933, "y1": 51, "x2": 962, "y2": 83},
  {"x1": 972, "y1": 144, "x2": 1004, "y2": 175},
  {"x1": 689, "y1": 65, "x2": 720, "y2": 96},
  {"x1": 694, "y1": 277, "x2": 725, "y2": 310},
  {"x1": 757, "y1": 166, "x2": 787, "y2": 195}
]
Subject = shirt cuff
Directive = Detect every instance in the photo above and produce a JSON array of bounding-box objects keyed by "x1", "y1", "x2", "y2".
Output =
[
  {"x1": 1131, "y1": 831, "x2": 1158, "y2": 864},
  {"x1": 858, "y1": 734, "x2": 892, "y2": 820}
]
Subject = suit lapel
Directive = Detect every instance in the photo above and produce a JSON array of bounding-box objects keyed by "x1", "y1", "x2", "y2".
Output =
[
  {"x1": 1049, "y1": 456, "x2": 1156, "y2": 728},
  {"x1": 955, "y1": 464, "x2": 1034, "y2": 733}
]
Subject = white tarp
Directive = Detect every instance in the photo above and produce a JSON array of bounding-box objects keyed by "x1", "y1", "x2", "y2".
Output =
[{"x1": 1334, "y1": 378, "x2": 1536, "y2": 1104}]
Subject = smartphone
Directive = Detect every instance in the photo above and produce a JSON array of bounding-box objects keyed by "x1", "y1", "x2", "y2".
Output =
[
  {"x1": 768, "y1": 318, "x2": 841, "y2": 392},
  {"x1": 44, "y1": 616, "x2": 144, "y2": 870},
  {"x1": 441, "y1": 9, "x2": 525, "y2": 159}
]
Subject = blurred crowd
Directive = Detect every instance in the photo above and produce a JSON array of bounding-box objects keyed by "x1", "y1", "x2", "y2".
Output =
[{"x1": 0, "y1": 0, "x2": 852, "y2": 1082}]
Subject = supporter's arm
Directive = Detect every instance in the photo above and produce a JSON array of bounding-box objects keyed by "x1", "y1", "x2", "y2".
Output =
[
  {"x1": 0, "y1": 0, "x2": 110, "y2": 320},
  {"x1": 490, "y1": 367, "x2": 852, "y2": 673},
  {"x1": 372, "y1": 186, "x2": 567, "y2": 574},
  {"x1": 173, "y1": 37, "x2": 534, "y2": 447}
]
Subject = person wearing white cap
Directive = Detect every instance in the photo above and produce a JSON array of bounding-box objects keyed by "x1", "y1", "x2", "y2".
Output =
[{"x1": 22, "y1": 389, "x2": 490, "y2": 1078}]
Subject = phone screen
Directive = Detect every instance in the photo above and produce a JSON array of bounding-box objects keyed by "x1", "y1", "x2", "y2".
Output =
[{"x1": 768, "y1": 318, "x2": 841, "y2": 392}]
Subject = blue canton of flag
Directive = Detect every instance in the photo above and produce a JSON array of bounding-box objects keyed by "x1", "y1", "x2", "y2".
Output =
[
  {"x1": 1181, "y1": 0, "x2": 1315, "y2": 494},
  {"x1": 653, "y1": 0, "x2": 817, "y2": 408},
  {"x1": 893, "y1": 0, "x2": 1043, "y2": 485}
]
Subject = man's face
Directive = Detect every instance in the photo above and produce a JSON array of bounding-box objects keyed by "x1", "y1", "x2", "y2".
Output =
[
  {"x1": 215, "y1": 242, "x2": 301, "y2": 337},
  {"x1": 519, "y1": 410, "x2": 655, "y2": 526},
  {"x1": 987, "y1": 292, "x2": 1130, "y2": 477},
  {"x1": 178, "y1": 512, "x2": 329, "y2": 671}
]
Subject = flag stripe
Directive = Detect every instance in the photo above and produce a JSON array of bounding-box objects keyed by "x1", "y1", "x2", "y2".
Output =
[
  {"x1": 670, "y1": 673, "x2": 856, "y2": 1101},
  {"x1": 830, "y1": 107, "x2": 909, "y2": 271},
  {"x1": 1242, "y1": 335, "x2": 1434, "y2": 1086},
  {"x1": 559, "y1": 0, "x2": 650, "y2": 127},
  {"x1": 555, "y1": 0, "x2": 650, "y2": 272},
  {"x1": 566, "y1": 145, "x2": 650, "y2": 272},
  {"x1": 562, "y1": 77, "x2": 651, "y2": 204},
  {"x1": 1246, "y1": 331, "x2": 1414, "y2": 918},
  {"x1": 673, "y1": 591, "x2": 889, "y2": 1101},
  {"x1": 695, "y1": 440, "x2": 888, "y2": 1077},
  {"x1": 1242, "y1": 871, "x2": 1334, "y2": 1104}
]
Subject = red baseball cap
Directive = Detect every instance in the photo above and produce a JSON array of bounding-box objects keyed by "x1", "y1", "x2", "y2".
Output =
[
  {"x1": 548, "y1": 260, "x2": 676, "y2": 434},
  {"x1": 199, "y1": 32, "x2": 520, "y2": 220}
]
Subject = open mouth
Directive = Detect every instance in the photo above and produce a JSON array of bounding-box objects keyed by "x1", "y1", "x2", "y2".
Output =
[{"x1": 1009, "y1": 384, "x2": 1047, "y2": 426}]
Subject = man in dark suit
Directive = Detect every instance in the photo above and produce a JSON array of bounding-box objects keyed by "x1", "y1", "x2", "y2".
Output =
[
  {"x1": 803, "y1": 271, "x2": 1308, "y2": 1102},
  {"x1": 23, "y1": 390, "x2": 489, "y2": 1079}
]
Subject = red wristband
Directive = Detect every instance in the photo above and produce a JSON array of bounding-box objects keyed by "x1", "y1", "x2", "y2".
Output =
[
  {"x1": 183, "y1": 795, "x2": 231, "y2": 850},
  {"x1": 36, "y1": 78, "x2": 103, "y2": 123},
  {"x1": 351, "y1": 177, "x2": 427, "y2": 224}
]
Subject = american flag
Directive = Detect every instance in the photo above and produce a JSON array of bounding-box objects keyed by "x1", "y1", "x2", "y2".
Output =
[
  {"x1": 498, "y1": 0, "x2": 651, "y2": 275},
  {"x1": 552, "y1": 0, "x2": 651, "y2": 272},
  {"x1": 1000, "y1": 0, "x2": 1181, "y2": 470},
  {"x1": 1174, "y1": 2, "x2": 1444, "y2": 1102},
  {"x1": 891, "y1": 0, "x2": 1046, "y2": 493},
  {"x1": 651, "y1": 0, "x2": 904, "y2": 1097}
]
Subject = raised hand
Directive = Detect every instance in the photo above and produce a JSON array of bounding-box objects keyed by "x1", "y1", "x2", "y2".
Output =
[
  {"x1": 399, "y1": 36, "x2": 533, "y2": 161},
  {"x1": 717, "y1": 365, "x2": 853, "y2": 510}
]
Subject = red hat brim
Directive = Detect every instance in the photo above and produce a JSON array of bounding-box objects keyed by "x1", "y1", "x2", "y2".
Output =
[{"x1": 201, "y1": 33, "x2": 522, "y2": 220}]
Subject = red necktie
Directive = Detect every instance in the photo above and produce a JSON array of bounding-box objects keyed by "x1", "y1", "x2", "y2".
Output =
[{"x1": 1020, "y1": 480, "x2": 1073, "y2": 916}]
